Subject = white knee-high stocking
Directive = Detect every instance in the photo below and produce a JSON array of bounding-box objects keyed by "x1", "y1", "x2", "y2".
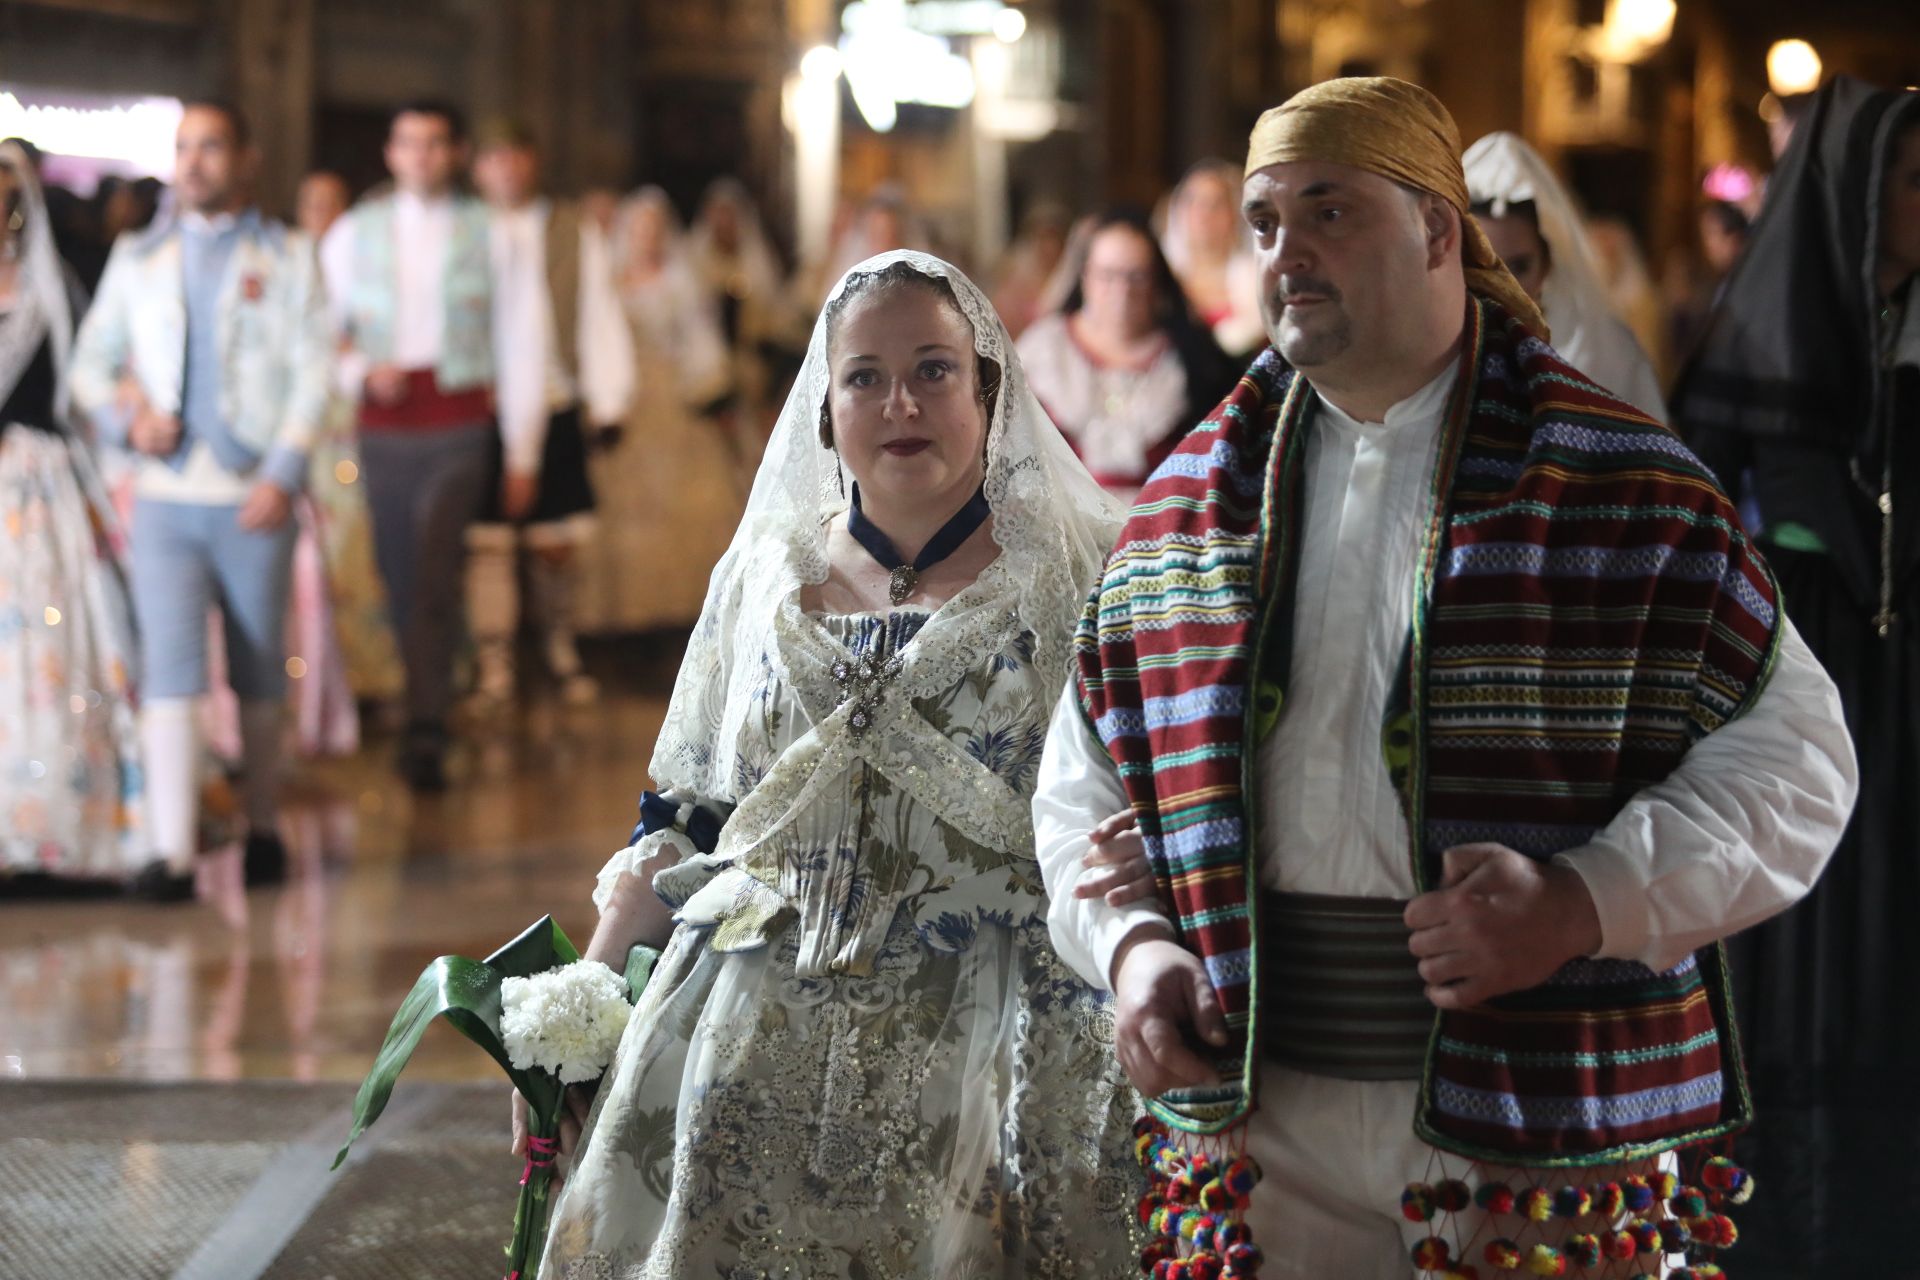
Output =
[{"x1": 140, "y1": 697, "x2": 199, "y2": 872}]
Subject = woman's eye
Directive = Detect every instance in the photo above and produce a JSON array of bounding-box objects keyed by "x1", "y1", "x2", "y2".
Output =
[
  {"x1": 848, "y1": 369, "x2": 878, "y2": 388},
  {"x1": 1319, "y1": 206, "x2": 1345, "y2": 223},
  {"x1": 918, "y1": 361, "x2": 950, "y2": 381}
]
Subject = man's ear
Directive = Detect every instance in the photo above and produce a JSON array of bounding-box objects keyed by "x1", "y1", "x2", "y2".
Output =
[{"x1": 1422, "y1": 194, "x2": 1460, "y2": 271}]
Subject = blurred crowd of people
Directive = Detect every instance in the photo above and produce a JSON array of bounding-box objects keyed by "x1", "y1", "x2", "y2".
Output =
[{"x1": 1, "y1": 76, "x2": 1911, "y2": 1053}]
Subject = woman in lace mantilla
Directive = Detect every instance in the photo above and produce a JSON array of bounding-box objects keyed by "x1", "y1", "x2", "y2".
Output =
[
  {"x1": 0, "y1": 140, "x2": 144, "y2": 889},
  {"x1": 535, "y1": 251, "x2": 1142, "y2": 1279}
]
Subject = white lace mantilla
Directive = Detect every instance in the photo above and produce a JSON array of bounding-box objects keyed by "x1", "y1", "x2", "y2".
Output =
[{"x1": 647, "y1": 250, "x2": 1121, "y2": 815}]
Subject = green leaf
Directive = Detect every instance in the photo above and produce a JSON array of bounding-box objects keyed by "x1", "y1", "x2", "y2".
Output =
[
  {"x1": 332, "y1": 917, "x2": 580, "y2": 1169},
  {"x1": 485, "y1": 914, "x2": 581, "y2": 978},
  {"x1": 624, "y1": 942, "x2": 661, "y2": 1002}
]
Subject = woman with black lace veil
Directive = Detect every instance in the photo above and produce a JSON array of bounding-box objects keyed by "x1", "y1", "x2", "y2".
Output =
[
  {"x1": 1674, "y1": 77, "x2": 1920, "y2": 1272},
  {"x1": 529, "y1": 251, "x2": 1142, "y2": 1279}
]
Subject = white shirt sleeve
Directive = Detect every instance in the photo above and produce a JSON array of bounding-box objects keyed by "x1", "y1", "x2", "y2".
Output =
[
  {"x1": 490, "y1": 214, "x2": 552, "y2": 475},
  {"x1": 576, "y1": 222, "x2": 637, "y2": 426},
  {"x1": 318, "y1": 215, "x2": 368, "y2": 400},
  {"x1": 1555, "y1": 616, "x2": 1858, "y2": 973},
  {"x1": 1034, "y1": 684, "x2": 1174, "y2": 991}
]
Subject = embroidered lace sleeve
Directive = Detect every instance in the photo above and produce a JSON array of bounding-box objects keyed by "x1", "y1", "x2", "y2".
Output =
[{"x1": 593, "y1": 788, "x2": 736, "y2": 915}]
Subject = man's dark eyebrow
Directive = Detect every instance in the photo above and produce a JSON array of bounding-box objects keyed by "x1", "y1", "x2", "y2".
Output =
[{"x1": 1246, "y1": 181, "x2": 1344, "y2": 213}]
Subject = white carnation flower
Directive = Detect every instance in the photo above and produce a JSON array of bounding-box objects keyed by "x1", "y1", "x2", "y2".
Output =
[{"x1": 499, "y1": 960, "x2": 632, "y2": 1085}]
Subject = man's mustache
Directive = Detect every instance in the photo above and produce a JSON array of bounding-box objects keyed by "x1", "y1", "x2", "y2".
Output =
[{"x1": 1270, "y1": 276, "x2": 1343, "y2": 307}]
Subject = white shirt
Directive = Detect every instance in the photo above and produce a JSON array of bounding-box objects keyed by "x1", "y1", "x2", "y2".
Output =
[
  {"x1": 1034, "y1": 370, "x2": 1857, "y2": 991},
  {"x1": 319, "y1": 190, "x2": 454, "y2": 398},
  {"x1": 489, "y1": 201, "x2": 636, "y2": 474}
]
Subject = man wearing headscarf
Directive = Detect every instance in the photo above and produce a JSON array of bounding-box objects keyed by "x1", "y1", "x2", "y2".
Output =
[
  {"x1": 1674, "y1": 77, "x2": 1920, "y2": 1272},
  {"x1": 1036, "y1": 77, "x2": 1857, "y2": 1272}
]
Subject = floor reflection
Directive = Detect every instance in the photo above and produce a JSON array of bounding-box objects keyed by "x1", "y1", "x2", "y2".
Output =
[{"x1": 0, "y1": 674, "x2": 671, "y2": 1085}]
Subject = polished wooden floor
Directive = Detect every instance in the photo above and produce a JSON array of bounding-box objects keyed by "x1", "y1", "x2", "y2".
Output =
[{"x1": 0, "y1": 653, "x2": 681, "y2": 1088}]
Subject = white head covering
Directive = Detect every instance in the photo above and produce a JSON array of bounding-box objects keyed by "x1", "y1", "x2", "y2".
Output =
[
  {"x1": 688, "y1": 177, "x2": 784, "y2": 303},
  {"x1": 824, "y1": 186, "x2": 932, "y2": 289},
  {"x1": 1464, "y1": 132, "x2": 1668, "y2": 420},
  {"x1": 650, "y1": 251, "x2": 1122, "y2": 856},
  {"x1": 610, "y1": 185, "x2": 691, "y2": 281},
  {"x1": 0, "y1": 141, "x2": 75, "y2": 423}
]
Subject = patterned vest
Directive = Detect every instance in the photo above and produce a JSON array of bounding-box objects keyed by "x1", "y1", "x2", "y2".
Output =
[
  {"x1": 347, "y1": 194, "x2": 494, "y2": 391},
  {"x1": 543, "y1": 199, "x2": 581, "y2": 379},
  {"x1": 1075, "y1": 297, "x2": 1782, "y2": 1167}
]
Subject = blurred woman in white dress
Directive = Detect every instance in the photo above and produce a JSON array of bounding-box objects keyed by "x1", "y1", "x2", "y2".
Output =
[{"x1": 576, "y1": 187, "x2": 738, "y2": 635}]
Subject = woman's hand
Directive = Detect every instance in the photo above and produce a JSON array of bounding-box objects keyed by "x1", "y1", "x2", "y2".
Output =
[
  {"x1": 510, "y1": 1084, "x2": 598, "y2": 1181},
  {"x1": 1073, "y1": 810, "x2": 1158, "y2": 907}
]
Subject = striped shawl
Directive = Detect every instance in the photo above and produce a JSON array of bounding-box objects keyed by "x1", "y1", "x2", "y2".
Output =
[{"x1": 1074, "y1": 297, "x2": 1782, "y2": 1165}]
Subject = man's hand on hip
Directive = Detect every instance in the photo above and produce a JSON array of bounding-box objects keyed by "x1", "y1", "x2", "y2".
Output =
[
  {"x1": 365, "y1": 363, "x2": 409, "y2": 406},
  {"x1": 1404, "y1": 842, "x2": 1604, "y2": 1011},
  {"x1": 1110, "y1": 924, "x2": 1229, "y2": 1098},
  {"x1": 237, "y1": 480, "x2": 294, "y2": 532},
  {"x1": 501, "y1": 470, "x2": 540, "y2": 523},
  {"x1": 129, "y1": 407, "x2": 182, "y2": 456}
]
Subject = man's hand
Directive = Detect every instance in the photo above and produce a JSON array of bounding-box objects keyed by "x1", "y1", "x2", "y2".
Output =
[
  {"x1": 114, "y1": 374, "x2": 146, "y2": 414},
  {"x1": 365, "y1": 363, "x2": 409, "y2": 407},
  {"x1": 237, "y1": 480, "x2": 293, "y2": 532},
  {"x1": 129, "y1": 407, "x2": 182, "y2": 456},
  {"x1": 1404, "y1": 842, "x2": 1604, "y2": 1011},
  {"x1": 1110, "y1": 925, "x2": 1229, "y2": 1098},
  {"x1": 500, "y1": 470, "x2": 540, "y2": 523},
  {"x1": 1075, "y1": 811, "x2": 1158, "y2": 906}
]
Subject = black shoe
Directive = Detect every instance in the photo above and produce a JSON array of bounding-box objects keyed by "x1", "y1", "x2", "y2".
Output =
[
  {"x1": 399, "y1": 746, "x2": 449, "y2": 794},
  {"x1": 128, "y1": 859, "x2": 196, "y2": 903},
  {"x1": 243, "y1": 832, "x2": 287, "y2": 886},
  {"x1": 0, "y1": 873, "x2": 122, "y2": 902}
]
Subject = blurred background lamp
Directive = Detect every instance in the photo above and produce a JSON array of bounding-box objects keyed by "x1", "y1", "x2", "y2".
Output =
[{"x1": 1767, "y1": 39, "x2": 1823, "y2": 97}]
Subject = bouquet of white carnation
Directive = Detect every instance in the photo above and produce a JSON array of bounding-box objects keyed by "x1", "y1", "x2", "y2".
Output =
[
  {"x1": 500, "y1": 961, "x2": 632, "y2": 1085},
  {"x1": 333, "y1": 917, "x2": 659, "y2": 1280}
]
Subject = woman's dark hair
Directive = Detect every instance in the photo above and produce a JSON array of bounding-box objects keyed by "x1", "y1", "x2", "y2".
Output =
[
  {"x1": 1469, "y1": 197, "x2": 1554, "y2": 271},
  {"x1": 1059, "y1": 207, "x2": 1187, "y2": 326},
  {"x1": 818, "y1": 260, "x2": 1002, "y2": 448},
  {"x1": 1059, "y1": 206, "x2": 1237, "y2": 426},
  {"x1": 1700, "y1": 200, "x2": 1750, "y2": 239}
]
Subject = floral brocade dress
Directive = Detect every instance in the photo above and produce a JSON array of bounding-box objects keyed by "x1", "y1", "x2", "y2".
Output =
[{"x1": 541, "y1": 607, "x2": 1142, "y2": 1280}]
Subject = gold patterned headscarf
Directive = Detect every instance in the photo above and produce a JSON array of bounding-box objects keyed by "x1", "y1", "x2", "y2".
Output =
[{"x1": 1244, "y1": 76, "x2": 1549, "y2": 337}]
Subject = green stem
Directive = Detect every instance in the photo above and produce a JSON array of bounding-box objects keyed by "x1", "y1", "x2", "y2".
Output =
[{"x1": 504, "y1": 1110, "x2": 562, "y2": 1280}]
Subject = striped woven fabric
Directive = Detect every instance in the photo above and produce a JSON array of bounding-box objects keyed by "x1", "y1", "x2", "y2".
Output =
[
  {"x1": 1073, "y1": 297, "x2": 1781, "y2": 1166},
  {"x1": 1258, "y1": 892, "x2": 1430, "y2": 1081}
]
